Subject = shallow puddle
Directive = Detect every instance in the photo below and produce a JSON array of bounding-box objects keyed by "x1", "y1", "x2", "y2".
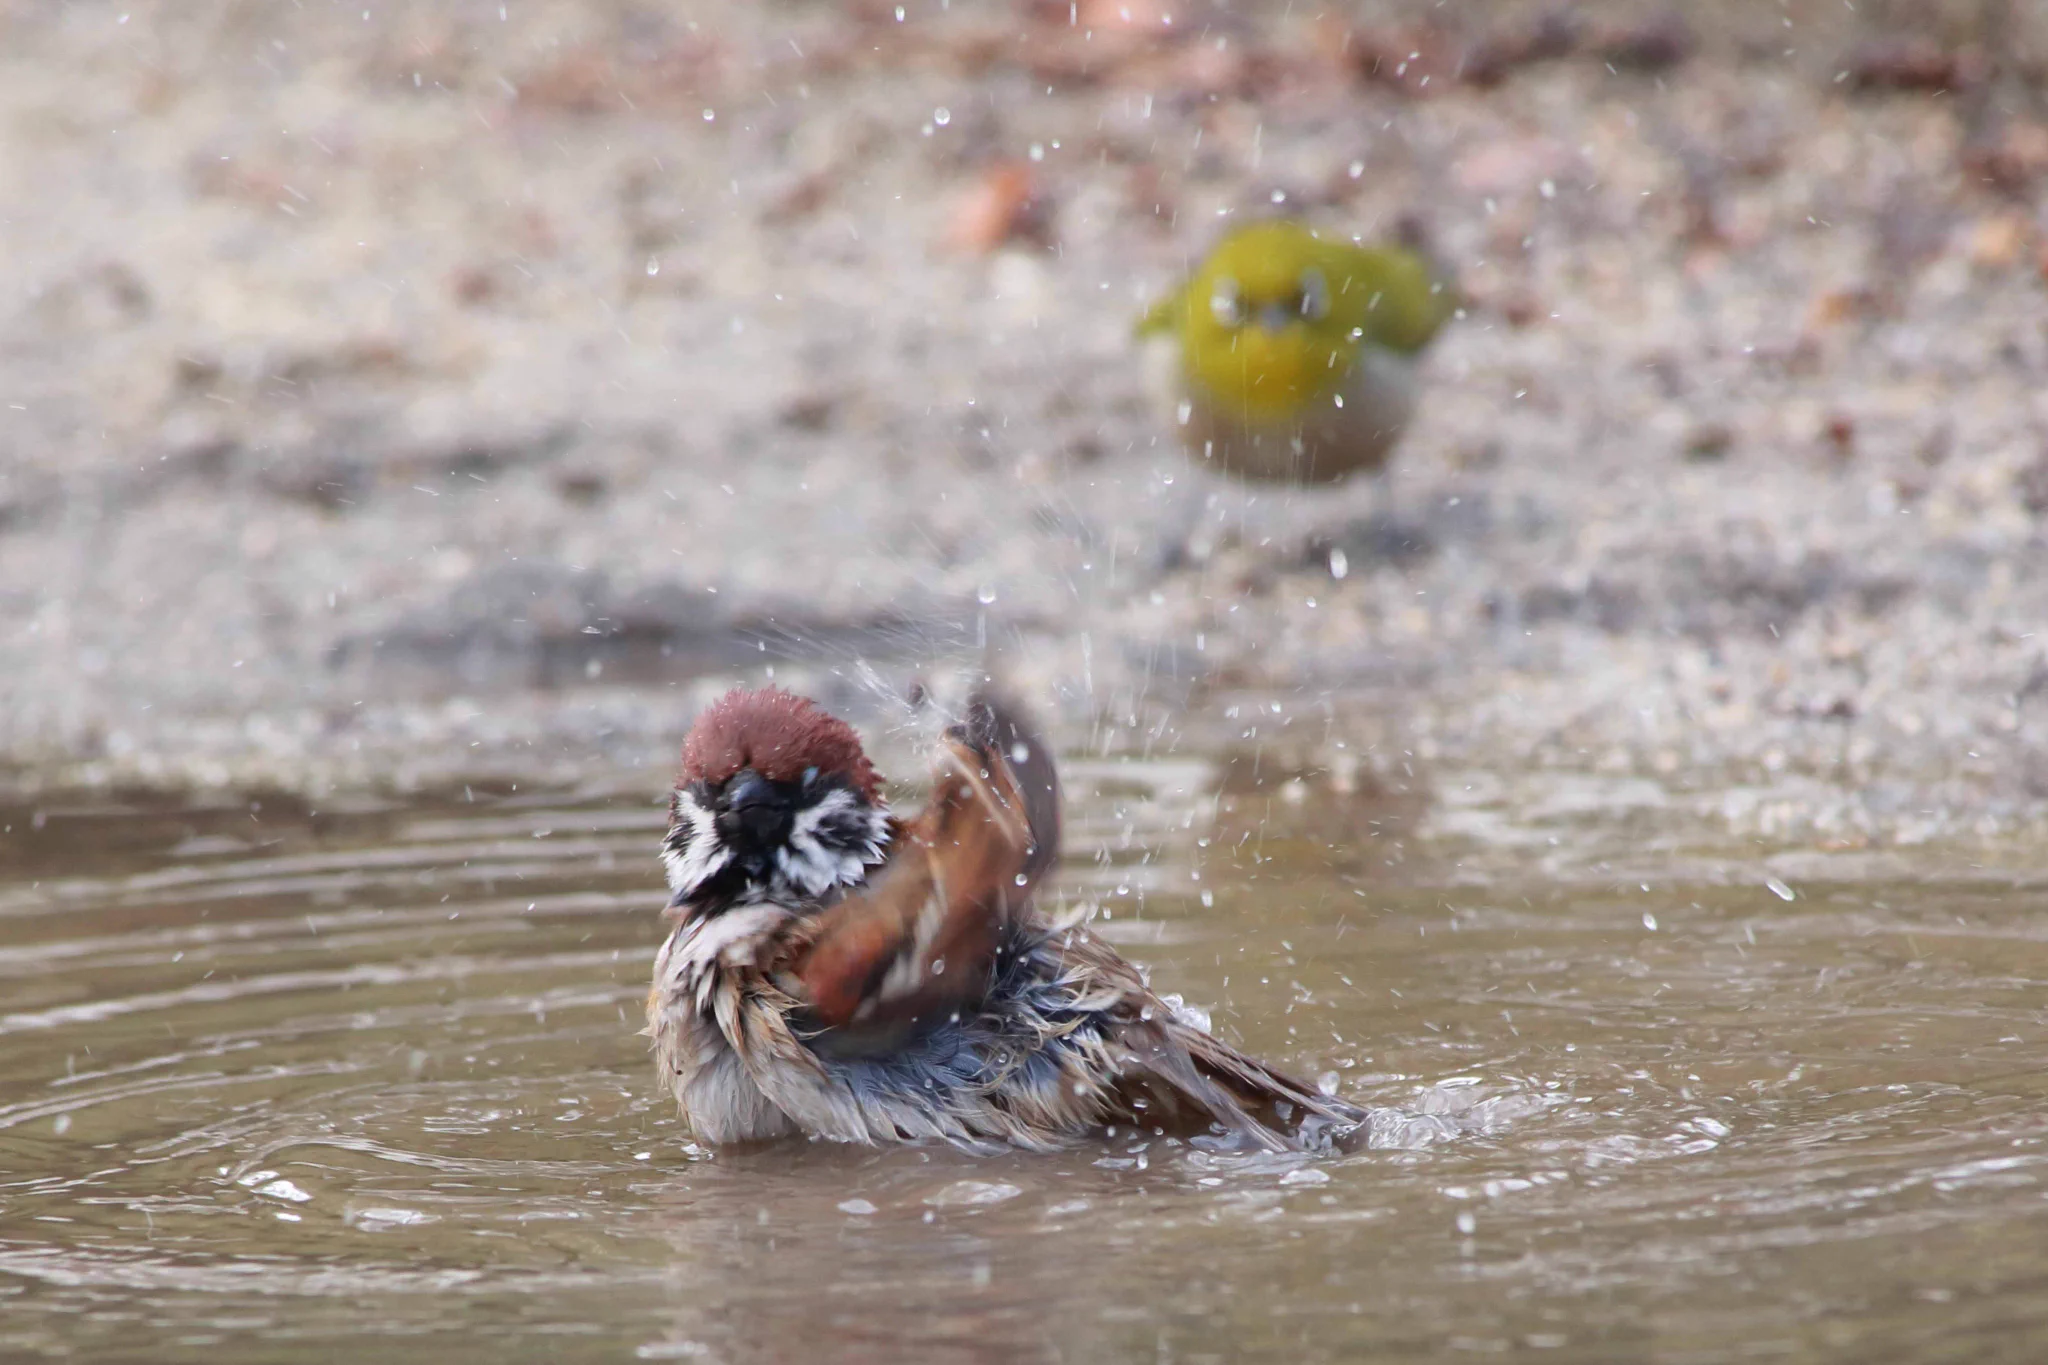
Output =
[{"x1": 2, "y1": 773, "x2": 2047, "y2": 1362}]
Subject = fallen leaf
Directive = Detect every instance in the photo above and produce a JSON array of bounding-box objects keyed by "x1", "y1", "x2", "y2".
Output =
[{"x1": 945, "y1": 162, "x2": 1054, "y2": 253}]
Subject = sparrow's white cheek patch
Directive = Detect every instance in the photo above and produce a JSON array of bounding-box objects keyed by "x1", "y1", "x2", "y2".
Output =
[
  {"x1": 663, "y1": 791, "x2": 730, "y2": 895},
  {"x1": 777, "y1": 788, "x2": 889, "y2": 898}
]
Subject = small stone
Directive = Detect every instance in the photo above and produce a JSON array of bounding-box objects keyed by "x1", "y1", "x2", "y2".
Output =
[{"x1": 1683, "y1": 421, "x2": 1734, "y2": 462}]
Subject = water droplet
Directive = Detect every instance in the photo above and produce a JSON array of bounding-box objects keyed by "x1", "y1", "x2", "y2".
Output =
[
  {"x1": 1348, "y1": 159, "x2": 1364, "y2": 179},
  {"x1": 1175, "y1": 399, "x2": 1193, "y2": 426},
  {"x1": 1328, "y1": 548, "x2": 1349, "y2": 580},
  {"x1": 1332, "y1": 393, "x2": 1344, "y2": 408},
  {"x1": 1456, "y1": 1210, "x2": 1477, "y2": 1235},
  {"x1": 701, "y1": 107, "x2": 716, "y2": 122},
  {"x1": 1270, "y1": 188, "x2": 1286, "y2": 203},
  {"x1": 1028, "y1": 142, "x2": 1045, "y2": 162},
  {"x1": 894, "y1": 4, "x2": 905, "y2": 18},
  {"x1": 1766, "y1": 876, "x2": 1795, "y2": 902},
  {"x1": 645, "y1": 256, "x2": 660, "y2": 277},
  {"x1": 976, "y1": 583, "x2": 998, "y2": 604},
  {"x1": 933, "y1": 106, "x2": 951, "y2": 126},
  {"x1": 1642, "y1": 911, "x2": 1658, "y2": 931}
]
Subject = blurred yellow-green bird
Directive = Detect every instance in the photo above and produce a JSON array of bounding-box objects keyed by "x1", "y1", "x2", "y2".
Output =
[{"x1": 1138, "y1": 220, "x2": 1454, "y2": 484}]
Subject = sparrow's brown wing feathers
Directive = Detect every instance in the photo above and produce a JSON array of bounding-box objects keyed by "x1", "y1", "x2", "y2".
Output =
[
  {"x1": 794, "y1": 698, "x2": 1057, "y2": 1029},
  {"x1": 954, "y1": 693, "x2": 1062, "y2": 895}
]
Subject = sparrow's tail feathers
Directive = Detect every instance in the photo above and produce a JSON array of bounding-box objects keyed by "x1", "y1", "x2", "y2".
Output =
[
  {"x1": 1176, "y1": 1022, "x2": 1368, "y2": 1149},
  {"x1": 1109, "y1": 1015, "x2": 1367, "y2": 1153}
]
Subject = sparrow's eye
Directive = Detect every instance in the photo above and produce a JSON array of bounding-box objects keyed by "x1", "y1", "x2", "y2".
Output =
[
  {"x1": 1209, "y1": 276, "x2": 1246, "y2": 328},
  {"x1": 1298, "y1": 267, "x2": 1331, "y2": 321}
]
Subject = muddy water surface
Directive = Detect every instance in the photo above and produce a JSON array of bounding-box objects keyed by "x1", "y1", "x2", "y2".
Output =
[{"x1": 2, "y1": 771, "x2": 2047, "y2": 1363}]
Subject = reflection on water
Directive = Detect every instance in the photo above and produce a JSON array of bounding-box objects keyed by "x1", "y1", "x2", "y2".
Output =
[{"x1": 2, "y1": 770, "x2": 2047, "y2": 1363}]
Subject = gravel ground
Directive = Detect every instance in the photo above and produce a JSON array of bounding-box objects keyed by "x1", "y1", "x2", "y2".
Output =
[{"x1": 5, "y1": 0, "x2": 2048, "y2": 852}]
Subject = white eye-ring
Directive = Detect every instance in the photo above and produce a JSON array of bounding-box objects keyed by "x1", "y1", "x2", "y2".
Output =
[
  {"x1": 1298, "y1": 267, "x2": 1330, "y2": 320},
  {"x1": 1209, "y1": 276, "x2": 1246, "y2": 327}
]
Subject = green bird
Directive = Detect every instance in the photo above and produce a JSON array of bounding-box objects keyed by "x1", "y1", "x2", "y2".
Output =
[{"x1": 1138, "y1": 220, "x2": 1455, "y2": 484}]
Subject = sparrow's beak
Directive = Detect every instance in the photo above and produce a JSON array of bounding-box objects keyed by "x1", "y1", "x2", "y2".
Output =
[{"x1": 719, "y1": 769, "x2": 793, "y2": 873}]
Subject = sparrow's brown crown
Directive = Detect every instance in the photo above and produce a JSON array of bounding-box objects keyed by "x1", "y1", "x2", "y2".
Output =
[{"x1": 679, "y1": 686, "x2": 881, "y2": 800}]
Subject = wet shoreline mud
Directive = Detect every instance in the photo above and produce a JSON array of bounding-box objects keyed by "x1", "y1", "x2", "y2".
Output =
[{"x1": 5, "y1": 1, "x2": 2048, "y2": 855}]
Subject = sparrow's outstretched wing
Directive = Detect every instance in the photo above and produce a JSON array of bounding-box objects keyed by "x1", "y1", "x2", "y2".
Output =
[{"x1": 790, "y1": 695, "x2": 1060, "y2": 1031}]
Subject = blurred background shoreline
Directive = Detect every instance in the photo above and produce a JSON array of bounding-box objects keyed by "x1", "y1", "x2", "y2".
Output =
[{"x1": 5, "y1": 0, "x2": 2048, "y2": 857}]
